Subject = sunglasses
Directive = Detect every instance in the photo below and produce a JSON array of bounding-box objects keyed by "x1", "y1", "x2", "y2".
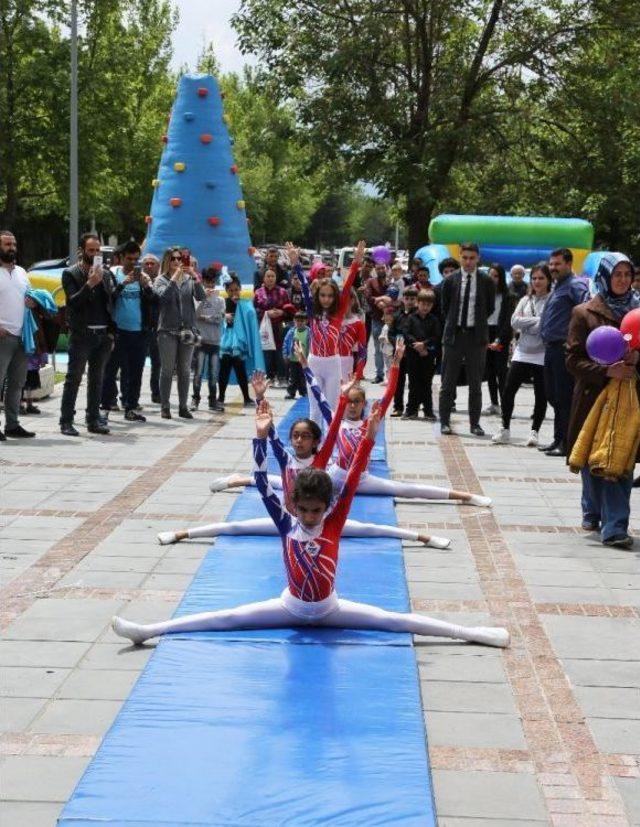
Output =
[{"x1": 170, "y1": 255, "x2": 182, "y2": 261}]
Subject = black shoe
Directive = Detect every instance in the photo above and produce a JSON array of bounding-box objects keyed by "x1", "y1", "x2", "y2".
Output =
[
  {"x1": 161, "y1": 408, "x2": 172, "y2": 419},
  {"x1": 24, "y1": 404, "x2": 41, "y2": 415},
  {"x1": 214, "y1": 401, "x2": 225, "y2": 412},
  {"x1": 390, "y1": 409, "x2": 403, "y2": 417},
  {"x1": 243, "y1": 399, "x2": 254, "y2": 408},
  {"x1": 284, "y1": 394, "x2": 295, "y2": 400},
  {"x1": 87, "y1": 422, "x2": 110, "y2": 435},
  {"x1": 451, "y1": 403, "x2": 457, "y2": 412},
  {"x1": 178, "y1": 408, "x2": 194, "y2": 419},
  {"x1": 402, "y1": 411, "x2": 419, "y2": 420},
  {"x1": 470, "y1": 425, "x2": 485, "y2": 437},
  {"x1": 602, "y1": 534, "x2": 633, "y2": 549},
  {"x1": 545, "y1": 445, "x2": 566, "y2": 457},
  {"x1": 440, "y1": 424, "x2": 453, "y2": 435},
  {"x1": 581, "y1": 519, "x2": 599, "y2": 531},
  {"x1": 60, "y1": 423, "x2": 80, "y2": 437},
  {"x1": 538, "y1": 441, "x2": 559, "y2": 453},
  {"x1": 151, "y1": 394, "x2": 161, "y2": 404},
  {"x1": 190, "y1": 397, "x2": 200, "y2": 411},
  {"x1": 0, "y1": 429, "x2": 6, "y2": 441},
  {"x1": 87, "y1": 414, "x2": 109, "y2": 427},
  {"x1": 124, "y1": 410, "x2": 146, "y2": 422},
  {"x1": 101, "y1": 402, "x2": 120, "y2": 412},
  {"x1": 424, "y1": 412, "x2": 437, "y2": 422},
  {"x1": 371, "y1": 376, "x2": 384, "y2": 384},
  {"x1": 5, "y1": 425, "x2": 35, "y2": 438}
]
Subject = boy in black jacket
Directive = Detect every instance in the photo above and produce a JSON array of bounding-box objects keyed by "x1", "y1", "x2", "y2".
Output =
[
  {"x1": 403, "y1": 290, "x2": 441, "y2": 420},
  {"x1": 388, "y1": 287, "x2": 417, "y2": 416}
]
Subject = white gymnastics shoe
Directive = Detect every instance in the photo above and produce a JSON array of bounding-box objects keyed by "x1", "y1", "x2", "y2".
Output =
[
  {"x1": 112, "y1": 616, "x2": 149, "y2": 645},
  {"x1": 209, "y1": 473, "x2": 247, "y2": 493},
  {"x1": 492, "y1": 428, "x2": 510, "y2": 444},
  {"x1": 420, "y1": 535, "x2": 451, "y2": 549},
  {"x1": 526, "y1": 430, "x2": 539, "y2": 447},
  {"x1": 157, "y1": 531, "x2": 178, "y2": 545},
  {"x1": 467, "y1": 494, "x2": 492, "y2": 507},
  {"x1": 468, "y1": 626, "x2": 510, "y2": 648}
]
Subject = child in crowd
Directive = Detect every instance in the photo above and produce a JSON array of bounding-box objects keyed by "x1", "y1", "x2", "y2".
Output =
[
  {"x1": 379, "y1": 305, "x2": 396, "y2": 381},
  {"x1": 114, "y1": 402, "x2": 508, "y2": 647},
  {"x1": 403, "y1": 290, "x2": 441, "y2": 421},
  {"x1": 283, "y1": 312, "x2": 310, "y2": 399},
  {"x1": 389, "y1": 286, "x2": 418, "y2": 417},
  {"x1": 192, "y1": 268, "x2": 225, "y2": 411}
]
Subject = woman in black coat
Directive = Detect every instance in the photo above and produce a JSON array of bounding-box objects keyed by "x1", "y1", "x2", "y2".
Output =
[{"x1": 484, "y1": 263, "x2": 514, "y2": 415}]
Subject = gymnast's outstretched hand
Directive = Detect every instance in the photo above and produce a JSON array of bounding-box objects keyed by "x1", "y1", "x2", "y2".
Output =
[
  {"x1": 284, "y1": 241, "x2": 299, "y2": 267},
  {"x1": 366, "y1": 402, "x2": 382, "y2": 440},
  {"x1": 251, "y1": 370, "x2": 270, "y2": 401},
  {"x1": 353, "y1": 239, "x2": 366, "y2": 264},
  {"x1": 255, "y1": 399, "x2": 274, "y2": 439},
  {"x1": 340, "y1": 372, "x2": 357, "y2": 398}
]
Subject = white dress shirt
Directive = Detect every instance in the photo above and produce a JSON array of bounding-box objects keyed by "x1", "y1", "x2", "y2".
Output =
[
  {"x1": 0, "y1": 264, "x2": 29, "y2": 336},
  {"x1": 457, "y1": 269, "x2": 478, "y2": 328}
]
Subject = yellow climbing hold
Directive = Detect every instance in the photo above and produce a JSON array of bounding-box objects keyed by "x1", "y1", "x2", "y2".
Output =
[
  {"x1": 174, "y1": 162, "x2": 186, "y2": 172},
  {"x1": 223, "y1": 113, "x2": 231, "y2": 125},
  {"x1": 152, "y1": 178, "x2": 160, "y2": 188},
  {"x1": 236, "y1": 200, "x2": 246, "y2": 210}
]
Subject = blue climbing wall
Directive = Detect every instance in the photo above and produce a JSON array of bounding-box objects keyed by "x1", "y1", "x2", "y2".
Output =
[{"x1": 145, "y1": 73, "x2": 255, "y2": 279}]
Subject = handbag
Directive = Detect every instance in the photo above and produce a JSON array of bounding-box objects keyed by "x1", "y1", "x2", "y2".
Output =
[
  {"x1": 176, "y1": 278, "x2": 201, "y2": 346},
  {"x1": 259, "y1": 312, "x2": 276, "y2": 350}
]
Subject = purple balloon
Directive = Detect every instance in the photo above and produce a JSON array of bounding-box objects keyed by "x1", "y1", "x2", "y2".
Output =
[
  {"x1": 586, "y1": 326, "x2": 626, "y2": 365},
  {"x1": 371, "y1": 245, "x2": 391, "y2": 265}
]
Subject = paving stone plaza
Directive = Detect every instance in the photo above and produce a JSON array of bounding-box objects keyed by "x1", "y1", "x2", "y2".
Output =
[{"x1": 1, "y1": 370, "x2": 638, "y2": 826}]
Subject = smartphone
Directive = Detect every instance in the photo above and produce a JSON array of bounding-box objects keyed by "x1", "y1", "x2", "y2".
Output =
[
  {"x1": 93, "y1": 254, "x2": 103, "y2": 270},
  {"x1": 133, "y1": 262, "x2": 142, "y2": 278},
  {"x1": 181, "y1": 250, "x2": 191, "y2": 268}
]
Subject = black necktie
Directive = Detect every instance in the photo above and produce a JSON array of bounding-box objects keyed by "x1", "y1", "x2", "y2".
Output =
[{"x1": 460, "y1": 273, "x2": 471, "y2": 328}]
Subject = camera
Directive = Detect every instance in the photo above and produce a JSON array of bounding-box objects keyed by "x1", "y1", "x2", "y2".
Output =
[{"x1": 179, "y1": 328, "x2": 201, "y2": 346}]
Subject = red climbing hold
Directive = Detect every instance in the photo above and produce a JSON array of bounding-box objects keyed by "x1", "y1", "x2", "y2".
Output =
[
  {"x1": 200, "y1": 134, "x2": 213, "y2": 144},
  {"x1": 170, "y1": 197, "x2": 182, "y2": 207},
  {"x1": 208, "y1": 216, "x2": 221, "y2": 226},
  {"x1": 144, "y1": 215, "x2": 153, "y2": 224},
  {"x1": 230, "y1": 164, "x2": 238, "y2": 174},
  {"x1": 161, "y1": 135, "x2": 168, "y2": 144},
  {"x1": 197, "y1": 87, "x2": 208, "y2": 97}
]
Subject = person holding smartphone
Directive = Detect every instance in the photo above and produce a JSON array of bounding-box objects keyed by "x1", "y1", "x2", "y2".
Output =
[
  {"x1": 107, "y1": 240, "x2": 156, "y2": 422},
  {"x1": 153, "y1": 246, "x2": 206, "y2": 418}
]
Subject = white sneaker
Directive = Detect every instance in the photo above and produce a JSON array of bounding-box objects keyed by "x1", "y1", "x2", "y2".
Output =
[
  {"x1": 492, "y1": 428, "x2": 510, "y2": 444},
  {"x1": 467, "y1": 494, "x2": 492, "y2": 507},
  {"x1": 157, "y1": 531, "x2": 177, "y2": 545},
  {"x1": 526, "y1": 430, "x2": 539, "y2": 447},
  {"x1": 112, "y1": 616, "x2": 149, "y2": 645},
  {"x1": 467, "y1": 626, "x2": 510, "y2": 648},
  {"x1": 483, "y1": 404, "x2": 501, "y2": 415}
]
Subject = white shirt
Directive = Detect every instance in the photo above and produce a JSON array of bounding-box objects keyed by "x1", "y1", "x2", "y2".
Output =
[
  {"x1": 0, "y1": 264, "x2": 29, "y2": 335},
  {"x1": 457, "y1": 269, "x2": 477, "y2": 328},
  {"x1": 486, "y1": 292, "x2": 502, "y2": 326}
]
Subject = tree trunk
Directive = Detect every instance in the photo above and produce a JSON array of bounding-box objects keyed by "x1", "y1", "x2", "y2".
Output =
[{"x1": 404, "y1": 195, "x2": 434, "y2": 258}]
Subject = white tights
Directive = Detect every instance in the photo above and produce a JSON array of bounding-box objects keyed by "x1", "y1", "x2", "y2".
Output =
[
  {"x1": 185, "y1": 516, "x2": 422, "y2": 543},
  {"x1": 330, "y1": 466, "x2": 453, "y2": 500},
  {"x1": 307, "y1": 353, "x2": 341, "y2": 429},
  {"x1": 117, "y1": 596, "x2": 495, "y2": 643}
]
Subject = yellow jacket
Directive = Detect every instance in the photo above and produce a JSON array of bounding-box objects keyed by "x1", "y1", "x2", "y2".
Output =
[{"x1": 569, "y1": 378, "x2": 640, "y2": 481}]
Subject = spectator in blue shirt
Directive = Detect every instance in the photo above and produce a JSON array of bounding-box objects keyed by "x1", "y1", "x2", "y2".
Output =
[
  {"x1": 538, "y1": 247, "x2": 589, "y2": 456},
  {"x1": 109, "y1": 240, "x2": 157, "y2": 422}
]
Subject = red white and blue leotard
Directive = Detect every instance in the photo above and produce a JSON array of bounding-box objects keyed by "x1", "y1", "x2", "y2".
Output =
[
  {"x1": 296, "y1": 261, "x2": 360, "y2": 357},
  {"x1": 334, "y1": 362, "x2": 399, "y2": 471},
  {"x1": 253, "y1": 432, "x2": 374, "y2": 606},
  {"x1": 267, "y1": 366, "x2": 343, "y2": 502},
  {"x1": 339, "y1": 315, "x2": 367, "y2": 379}
]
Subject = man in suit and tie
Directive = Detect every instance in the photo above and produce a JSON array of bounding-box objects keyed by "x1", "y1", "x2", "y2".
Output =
[{"x1": 439, "y1": 242, "x2": 496, "y2": 436}]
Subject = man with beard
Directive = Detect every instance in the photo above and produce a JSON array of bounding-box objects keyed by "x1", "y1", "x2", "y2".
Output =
[
  {"x1": 59, "y1": 233, "x2": 116, "y2": 436},
  {"x1": 0, "y1": 230, "x2": 36, "y2": 440}
]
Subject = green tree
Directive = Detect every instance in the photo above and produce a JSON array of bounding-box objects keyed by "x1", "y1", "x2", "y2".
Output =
[{"x1": 232, "y1": 0, "x2": 596, "y2": 254}]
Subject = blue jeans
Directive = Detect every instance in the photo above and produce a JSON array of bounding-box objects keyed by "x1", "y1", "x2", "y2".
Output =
[
  {"x1": 580, "y1": 468, "x2": 633, "y2": 541},
  {"x1": 370, "y1": 317, "x2": 385, "y2": 380},
  {"x1": 192, "y1": 343, "x2": 220, "y2": 404}
]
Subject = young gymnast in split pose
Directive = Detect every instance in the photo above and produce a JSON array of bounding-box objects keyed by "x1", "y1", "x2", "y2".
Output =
[
  {"x1": 113, "y1": 402, "x2": 509, "y2": 648},
  {"x1": 287, "y1": 240, "x2": 364, "y2": 427},
  {"x1": 159, "y1": 368, "x2": 451, "y2": 549},
  {"x1": 208, "y1": 343, "x2": 491, "y2": 507}
]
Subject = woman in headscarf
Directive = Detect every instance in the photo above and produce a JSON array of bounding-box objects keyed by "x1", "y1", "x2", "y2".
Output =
[{"x1": 566, "y1": 253, "x2": 640, "y2": 549}]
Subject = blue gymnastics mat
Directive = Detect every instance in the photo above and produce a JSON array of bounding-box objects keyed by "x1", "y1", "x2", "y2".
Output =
[{"x1": 59, "y1": 396, "x2": 436, "y2": 826}]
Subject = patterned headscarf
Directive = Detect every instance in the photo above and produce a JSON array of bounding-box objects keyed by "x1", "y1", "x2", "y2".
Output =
[{"x1": 593, "y1": 253, "x2": 639, "y2": 320}]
